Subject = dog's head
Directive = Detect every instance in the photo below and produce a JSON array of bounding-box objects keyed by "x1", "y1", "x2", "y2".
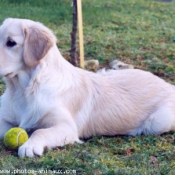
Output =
[{"x1": 0, "y1": 18, "x2": 56, "y2": 78}]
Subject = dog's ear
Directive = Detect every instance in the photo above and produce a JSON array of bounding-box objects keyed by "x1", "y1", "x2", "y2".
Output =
[{"x1": 23, "y1": 26, "x2": 53, "y2": 68}]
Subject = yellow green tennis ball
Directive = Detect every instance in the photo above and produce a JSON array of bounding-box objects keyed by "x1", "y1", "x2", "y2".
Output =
[{"x1": 4, "y1": 127, "x2": 28, "y2": 150}]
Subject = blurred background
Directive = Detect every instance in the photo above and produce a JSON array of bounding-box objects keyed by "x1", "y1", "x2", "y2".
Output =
[{"x1": 0, "y1": 0, "x2": 175, "y2": 82}]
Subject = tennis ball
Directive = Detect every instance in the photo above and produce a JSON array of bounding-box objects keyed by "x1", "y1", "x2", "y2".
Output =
[{"x1": 4, "y1": 127, "x2": 28, "y2": 150}]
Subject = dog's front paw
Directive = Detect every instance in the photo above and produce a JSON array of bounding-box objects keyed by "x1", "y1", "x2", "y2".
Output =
[{"x1": 18, "y1": 139, "x2": 44, "y2": 157}]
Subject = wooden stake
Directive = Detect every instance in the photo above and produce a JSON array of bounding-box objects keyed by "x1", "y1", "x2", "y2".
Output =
[
  {"x1": 77, "y1": 0, "x2": 84, "y2": 68},
  {"x1": 70, "y1": 0, "x2": 77, "y2": 67}
]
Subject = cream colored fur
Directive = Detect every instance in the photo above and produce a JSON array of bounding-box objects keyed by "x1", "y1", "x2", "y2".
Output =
[{"x1": 0, "y1": 18, "x2": 175, "y2": 157}]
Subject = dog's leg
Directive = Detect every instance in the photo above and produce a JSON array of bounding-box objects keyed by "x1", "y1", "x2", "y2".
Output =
[
  {"x1": 18, "y1": 109, "x2": 81, "y2": 157},
  {"x1": 141, "y1": 106, "x2": 175, "y2": 135},
  {"x1": 0, "y1": 118, "x2": 13, "y2": 139},
  {"x1": 18, "y1": 126, "x2": 81, "y2": 157}
]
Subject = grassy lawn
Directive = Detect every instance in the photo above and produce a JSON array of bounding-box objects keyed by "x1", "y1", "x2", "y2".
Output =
[{"x1": 0, "y1": 0, "x2": 175, "y2": 174}]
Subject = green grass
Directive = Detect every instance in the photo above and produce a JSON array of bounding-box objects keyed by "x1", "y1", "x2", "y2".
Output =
[
  {"x1": 1, "y1": 135, "x2": 175, "y2": 174},
  {"x1": 82, "y1": 0, "x2": 175, "y2": 83},
  {"x1": 0, "y1": 0, "x2": 175, "y2": 174}
]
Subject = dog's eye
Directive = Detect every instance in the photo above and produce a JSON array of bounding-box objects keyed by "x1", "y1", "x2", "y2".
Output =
[{"x1": 6, "y1": 39, "x2": 17, "y2": 47}]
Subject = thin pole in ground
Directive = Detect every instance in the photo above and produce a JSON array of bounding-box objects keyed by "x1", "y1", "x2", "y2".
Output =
[
  {"x1": 70, "y1": 0, "x2": 78, "y2": 67},
  {"x1": 77, "y1": 0, "x2": 84, "y2": 68}
]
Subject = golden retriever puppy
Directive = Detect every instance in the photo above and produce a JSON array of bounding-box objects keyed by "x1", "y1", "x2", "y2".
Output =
[{"x1": 0, "y1": 18, "x2": 175, "y2": 157}]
